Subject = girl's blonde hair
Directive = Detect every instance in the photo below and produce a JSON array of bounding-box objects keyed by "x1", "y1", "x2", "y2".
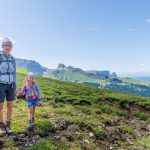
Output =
[{"x1": 23, "y1": 72, "x2": 36, "y2": 87}]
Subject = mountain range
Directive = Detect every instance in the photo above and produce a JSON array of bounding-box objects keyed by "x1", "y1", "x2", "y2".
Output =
[
  {"x1": 15, "y1": 58, "x2": 150, "y2": 97},
  {"x1": 15, "y1": 58, "x2": 48, "y2": 75}
]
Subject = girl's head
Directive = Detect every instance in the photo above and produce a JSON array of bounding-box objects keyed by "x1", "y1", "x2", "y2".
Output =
[
  {"x1": 26, "y1": 72, "x2": 35, "y2": 85},
  {"x1": 2, "y1": 38, "x2": 13, "y2": 54}
]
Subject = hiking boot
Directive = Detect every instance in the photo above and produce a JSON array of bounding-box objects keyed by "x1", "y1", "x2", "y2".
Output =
[
  {"x1": 32, "y1": 118, "x2": 35, "y2": 125},
  {"x1": 0, "y1": 122, "x2": 6, "y2": 134},
  {"x1": 5, "y1": 121, "x2": 13, "y2": 134},
  {"x1": 27, "y1": 120, "x2": 34, "y2": 129}
]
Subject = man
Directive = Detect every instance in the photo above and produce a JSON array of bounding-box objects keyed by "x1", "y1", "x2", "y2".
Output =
[{"x1": 0, "y1": 37, "x2": 17, "y2": 134}]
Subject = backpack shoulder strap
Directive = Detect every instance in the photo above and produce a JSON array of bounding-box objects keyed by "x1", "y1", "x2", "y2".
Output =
[
  {"x1": 9, "y1": 54, "x2": 15, "y2": 61},
  {"x1": 0, "y1": 51, "x2": 3, "y2": 64},
  {"x1": 0, "y1": 51, "x2": 15, "y2": 63},
  {"x1": 23, "y1": 84, "x2": 28, "y2": 95},
  {"x1": 25, "y1": 85, "x2": 27, "y2": 93},
  {"x1": 34, "y1": 82, "x2": 39, "y2": 92},
  {"x1": 0, "y1": 51, "x2": 2, "y2": 58}
]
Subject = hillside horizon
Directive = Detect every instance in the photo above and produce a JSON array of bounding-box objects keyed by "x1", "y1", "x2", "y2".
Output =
[
  {"x1": 16, "y1": 58, "x2": 150, "y2": 98},
  {"x1": 0, "y1": 71, "x2": 149, "y2": 149}
]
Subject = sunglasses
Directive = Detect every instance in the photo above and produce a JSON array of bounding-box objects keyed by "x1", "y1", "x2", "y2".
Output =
[{"x1": 4, "y1": 44, "x2": 12, "y2": 47}]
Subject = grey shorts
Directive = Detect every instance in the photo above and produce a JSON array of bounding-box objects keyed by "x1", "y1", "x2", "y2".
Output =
[{"x1": 0, "y1": 82, "x2": 16, "y2": 103}]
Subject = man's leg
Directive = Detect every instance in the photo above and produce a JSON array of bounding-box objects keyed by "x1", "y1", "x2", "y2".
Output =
[
  {"x1": 5, "y1": 83, "x2": 16, "y2": 133},
  {"x1": 7, "y1": 101, "x2": 13, "y2": 122},
  {"x1": 0, "y1": 102, "x2": 6, "y2": 134},
  {"x1": 0, "y1": 103, "x2": 4, "y2": 122},
  {"x1": 0, "y1": 83, "x2": 6, "y2": 123},
  {"x1": 5, "y1": 101, "x2": 14, "y2": 133}
]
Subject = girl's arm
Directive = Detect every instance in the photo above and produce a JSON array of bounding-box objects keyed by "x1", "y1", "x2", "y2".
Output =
[
  {"x1": 19, "y1": 84, "x2": 26, "y2": 95},
  {"x1": 36, "y1": 83, "x2": 42, "y2": 100}
]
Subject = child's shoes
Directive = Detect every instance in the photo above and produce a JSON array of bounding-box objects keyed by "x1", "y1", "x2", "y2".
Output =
[
  {"x1": 32, "y1": 117, "x2": 35, "y2": 125},
  {"x1": 27, "y1": 120, "x2": 34, "y2": 129}
]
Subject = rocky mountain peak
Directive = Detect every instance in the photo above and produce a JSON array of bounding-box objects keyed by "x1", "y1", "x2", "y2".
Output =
[
  {"x1": 57, "y1": 63, "x2": 83, "y2": 72},
  {"x1": 57, "y1": 63, "x2": 66, "y2": 69}
]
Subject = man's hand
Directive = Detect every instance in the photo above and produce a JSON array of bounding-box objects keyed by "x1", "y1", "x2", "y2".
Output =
[{"x1": 16, "y1": 88, "x2": 19, "y2": 95}]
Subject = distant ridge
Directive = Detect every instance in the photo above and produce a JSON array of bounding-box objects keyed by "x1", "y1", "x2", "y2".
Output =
[{"x1": 15, "y1": 58, "x2": 48, "y2": 75}]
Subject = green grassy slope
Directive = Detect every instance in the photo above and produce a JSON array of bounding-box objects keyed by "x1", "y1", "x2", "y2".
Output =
[
  {"x1": 0, "y1": 71, "x2": 150, "y2": 150},
  {"x1": 45, "y1": 69, "x2": 97, "y2": 82},
  {"x1": 45, "y1": 69, "x2": 150, "y2": 97}
]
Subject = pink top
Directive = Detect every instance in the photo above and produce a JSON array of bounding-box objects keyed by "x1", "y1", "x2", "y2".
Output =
[{"x1": 19, "y1": 82, "x2": 41, "y2": 100}]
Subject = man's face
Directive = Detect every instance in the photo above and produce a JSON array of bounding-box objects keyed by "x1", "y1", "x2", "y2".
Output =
[{"x1": 3, "y1": 44, "x2": 12, "y2": 54}]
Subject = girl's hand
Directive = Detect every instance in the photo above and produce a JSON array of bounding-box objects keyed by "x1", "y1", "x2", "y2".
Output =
[{"x1": 38, "y1": 100, "x2": 41, "y2": 106}]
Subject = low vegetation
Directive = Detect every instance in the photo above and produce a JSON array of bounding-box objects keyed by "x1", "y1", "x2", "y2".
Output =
[{"x1": 0, "y1": 70, "x2": 149, "y2": 150}]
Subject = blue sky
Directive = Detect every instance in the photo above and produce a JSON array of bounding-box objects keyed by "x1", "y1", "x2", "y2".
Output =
[{"x1": 0, "y1": 0, "x2": 150, "y2": 73}]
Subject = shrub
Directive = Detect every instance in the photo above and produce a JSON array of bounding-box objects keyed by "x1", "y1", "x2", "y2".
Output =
[
  {"x1": 93, "y1": 127, "x2": 107, "y2": 140},
  {"x1": 29, "y1": 139, "x2": 55, "y2": 150},
  {"x1": 134, "y1": 111, "x2": 149, "y2": 121},
  {"x1": 35, "y1": 120, "x2": 55, "y2": 137},
  {"x1": 117, "y1": 125, "x2": 133, "y2": 135}
]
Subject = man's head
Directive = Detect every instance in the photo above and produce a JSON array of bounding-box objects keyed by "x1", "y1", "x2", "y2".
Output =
[{"x1": 2, "y1": 38, "x2": 13, "y2": 54}]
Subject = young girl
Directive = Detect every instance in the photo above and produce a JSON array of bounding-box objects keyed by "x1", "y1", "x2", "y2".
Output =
[{"x1": 19, "y1": 72, "x2": 41, "y2": 128}]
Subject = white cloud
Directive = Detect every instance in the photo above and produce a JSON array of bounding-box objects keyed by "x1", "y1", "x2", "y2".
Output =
[
  {"x1": 146, "y1": 19, "x2": 150, "y2": 24},
  {"x1": 139, "y1": 64, "x2": 146, "y2": 67},
  {"x1": 88, "y1": 27, "x2": 100, "y2": 31},
  {"x1": 0, "y1": 36, "x2": 3, "y2": 41}
]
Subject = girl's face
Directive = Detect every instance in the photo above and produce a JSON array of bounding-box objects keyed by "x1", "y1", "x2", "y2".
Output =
[
  {"x1": 3, "y1": 44, "x2": 12, "y2": 54},
  {"x1": 27, "y1": 76, "x2": 34, "y2": 84}
]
